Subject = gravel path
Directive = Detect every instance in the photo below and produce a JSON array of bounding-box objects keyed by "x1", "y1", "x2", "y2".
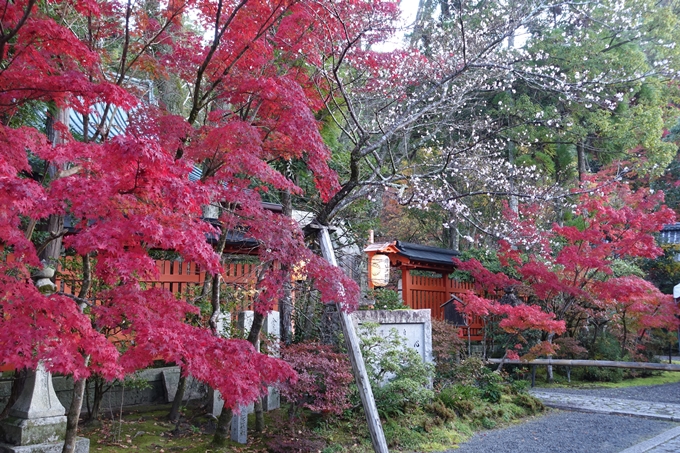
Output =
[
  {"x1": 441, "y1": 382, "x2": 680, "y2": 453},
  {"x1": 447, "y1": 411, "x2": 675, "y2": 453}
]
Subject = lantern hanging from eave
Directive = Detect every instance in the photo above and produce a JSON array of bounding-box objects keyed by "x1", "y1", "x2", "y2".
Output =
[{"x1": 370, "y1": 254, "x2": 390, "y2": 287}]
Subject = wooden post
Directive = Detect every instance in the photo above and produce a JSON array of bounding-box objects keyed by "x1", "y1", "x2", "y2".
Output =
[
  {"x1": 402, "y1": 268, "x2": 411, "y2": 308},
  {"x1": 317, "y1": 227, "x2": 389, "y2": 453}
]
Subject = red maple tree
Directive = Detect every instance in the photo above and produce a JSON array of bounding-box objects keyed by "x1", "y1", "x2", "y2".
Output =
[
  {"x1": 453, "y1": 172, "x2": 678, "y2": 360},
  {"x1": 0, "y1": 0, "x2": 388, "y2": 421}
]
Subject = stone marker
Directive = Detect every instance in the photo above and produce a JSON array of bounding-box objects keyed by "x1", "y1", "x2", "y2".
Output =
[
  {"x1": 207, "y1": 312, "x2": 230, "y2": 418},
  {"x1": 0, "y1": 363, "x2": 89, "y2": 453},
  {"x1": 230, "y1": 403, "x2": 253, "y2": 445},
  {"x1": 238, "y1": 311, "x2": 255, "y2": 346},
  {"x1": 207, "y1": 388, "x2": 224, "y2": 418},
  {"x1": 352, "y1": 309, "x2": 433, "y2": 387},
  {"x1": 262, "y1": 387, "x2": 280, "y2": 412},
  {"x1": 161, "y1": 370, "x2": 202, "y2": 403},
  {"x1": 230, "y1": 311, "x2": 256, "y2": 443}
]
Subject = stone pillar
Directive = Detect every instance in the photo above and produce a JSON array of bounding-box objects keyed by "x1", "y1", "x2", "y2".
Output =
[
  {"x1": 238, "y1": 311, "x2": 255, "y2": 348},
  {"x1": 229, "y1": 402, "x2": 253, "y2": 445},
  {"x1": 261, "y1": 312, "x2": 280, "y2": 411},
  {"x1": 0, "y1": 363, "x2": 89, "y2": 453},
  {"x1": 207, "y1": 312, "x2": 230, "y2": 418},
  {"x1": 230, "y1": 311, "x2": 255, "y2": 444}
]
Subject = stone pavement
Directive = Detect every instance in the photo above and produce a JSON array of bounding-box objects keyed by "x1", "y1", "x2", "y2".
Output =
[
  {"x1": 530, "y1": 389, "x2": 680, "y2": 452},
  {"x1": 530, "y1": 390, "x2": 680, "y2": 421},
  {"x1": 617, "y1": 426, "x2": 680, "y2": 453}
]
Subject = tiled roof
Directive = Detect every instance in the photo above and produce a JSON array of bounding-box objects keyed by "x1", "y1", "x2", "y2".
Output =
[
  {"x1": 660, "y1": 223, "x2": 680, "y2": 244},
  {"x1": 394, "y1": 241, "x2": 460, "y2": 266}
]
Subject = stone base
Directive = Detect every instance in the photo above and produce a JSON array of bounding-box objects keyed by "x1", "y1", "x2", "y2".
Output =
[
  {"x1": 0, "y1": 416, "x2": 66, "y2": 446},
  {"x1": 0, "y1": 437, "x2": 89, "y2": 453}
]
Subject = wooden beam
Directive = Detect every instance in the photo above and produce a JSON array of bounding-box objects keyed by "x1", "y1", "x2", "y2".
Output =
[
  {"x1": 317, "y1": 227, "x2": 389, "y2": 453},
  {"x1": 488, "y1": 359, "x2": 680, "y2": 372}
]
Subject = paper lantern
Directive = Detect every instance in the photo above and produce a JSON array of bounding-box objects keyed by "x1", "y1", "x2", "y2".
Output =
[{"x1": 370, "y1": 254, "x2": 390, "y2": 287}]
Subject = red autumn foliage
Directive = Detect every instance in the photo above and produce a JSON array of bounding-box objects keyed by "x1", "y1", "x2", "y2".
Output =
[
  {"x1": 0, "y1": 0, "x2": 397, "y2": 408},
  {"x1": 279, "y1": 342, "x2": 354, "y2": 416},
  {"x1": 453, "y1": 172, "x2": 678, "y2": 356}
]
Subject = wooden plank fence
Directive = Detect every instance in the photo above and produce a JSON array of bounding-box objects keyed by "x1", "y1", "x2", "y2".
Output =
[
  {"x1": 55, "y1": 259, "x2": 259, "y2": 309},
  {"x1": 404, "y1": 273, "x2": 485, "y2": 341},
  {"x1": 0, "y1": 260, "x2": 259, "y2": 373}
]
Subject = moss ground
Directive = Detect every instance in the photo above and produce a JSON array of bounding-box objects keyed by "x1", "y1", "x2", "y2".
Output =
[{"x1": 79, "y1": 391, "x2": 544, "y2": 453}]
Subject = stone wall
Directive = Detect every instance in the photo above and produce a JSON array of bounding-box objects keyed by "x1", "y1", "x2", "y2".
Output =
[
  {"x1": 350, "y1": 309, "x2": 433, "y2": 364},
  {"x1": 0, "y1": 366, "x2": 183, "y2": 415}
]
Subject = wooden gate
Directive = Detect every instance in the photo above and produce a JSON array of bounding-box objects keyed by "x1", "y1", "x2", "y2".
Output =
[{"x1": 405, "y1": 273, "x2": 484, "y2": 341}]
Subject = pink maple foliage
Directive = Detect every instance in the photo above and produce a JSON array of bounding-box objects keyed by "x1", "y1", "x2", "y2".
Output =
[{"x1": 0, "y1": 0, "x2": 385, "y2": 410}]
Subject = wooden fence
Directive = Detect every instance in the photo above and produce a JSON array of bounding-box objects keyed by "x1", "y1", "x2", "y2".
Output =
[
  {"x1": 404, "y1": 273, "x2": 485, "y2": 341},
  {"x1": 56, "y1": 259, "x2": 260, "y2": 310},
  {"x1": 488, "y1": 358, "x2": 680, "y2": 387}
]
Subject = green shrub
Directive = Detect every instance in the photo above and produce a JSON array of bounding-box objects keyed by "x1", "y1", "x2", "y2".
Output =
[
  {"x1": 451, "y1": 357, "x2": 486, "y2": 386},
  {"x1": 509, "y1": 379, "x2": 530, "y2": 394},
  {"x1": 358, "y1": 323, "x2": 435, "y2": 416},
  {"x1": 570, "y1": 332, "x2": 624, "y2": 382},
  {"x1": 477, "y1": 368, "x2": 504, "y2": 403},
  {"x1": 481, "y1": 417, "x2": 496, "y2": 429},
  {"x1": 365, "y1": 289, "x2": 406, "y2": 310},
  {"x1": 437, "y1": 385, "x2": 479, "y2": 416},
  {"x1": 424, "y1": 400, "x2": 456, "y2": 423}
]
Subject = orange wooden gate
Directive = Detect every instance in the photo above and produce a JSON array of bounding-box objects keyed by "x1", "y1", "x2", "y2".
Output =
[{"x1": 405, "y1": 273, "x2": 484, "y2": 341}]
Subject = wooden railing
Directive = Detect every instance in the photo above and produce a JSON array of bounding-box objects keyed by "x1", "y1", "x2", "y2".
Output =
[{"x1": 488, "y1": 358, "x2": 680, "y2": 387}]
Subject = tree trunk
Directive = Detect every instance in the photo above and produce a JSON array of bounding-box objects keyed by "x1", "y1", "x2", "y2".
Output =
[
  {"x1": 495, "y1": 350, "x2": 509, "y2": 373},
  {"x1": 254, "y1": 398, "x2": 264, "y2": 433},
  {"x1": 62, "y1": 253, "x2": 92, "y2": 453},
  {"x1": 577, "y1": 140, "x2": 587, "y2": 183},
  {"x1": 62, "y1": 378, "x2": 87, "y2": 453},
  {"x1": 169, "y1": 372, "x2": 187, "y2": 422},
  {"x1": 279, "y1": 190, "x2": 293, "y2": 345},
  {"x1": 247, "y1": 311, "x2": 265, "y2": 433},
  {"x1": 86, "y1": 377, "x2": 105, "y2": 422},
  {"x1": 0, "y1": 368, "x2": 28, "y2": 420},
  {"x1": 40, "y1": 107, "x2": 69, "y2": 265},
  {"x1": 211, "y1": 408, "x2": 233, "y2": 446},
  {"x1": 508, "y1": 142, "x2": 518, "y2": 215}
]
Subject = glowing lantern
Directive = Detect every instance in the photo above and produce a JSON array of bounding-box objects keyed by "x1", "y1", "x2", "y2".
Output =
[{"x1": 370, "y1": 254, "x2": 390, "y2": 287}]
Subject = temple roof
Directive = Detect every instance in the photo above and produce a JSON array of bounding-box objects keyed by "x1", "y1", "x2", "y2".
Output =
[
  {"x1": 364, "y1": 240, "x2": 460, "y2": 272},
  {"x1": 394, "y1": 241, "x2": 460, "y2": 266}
]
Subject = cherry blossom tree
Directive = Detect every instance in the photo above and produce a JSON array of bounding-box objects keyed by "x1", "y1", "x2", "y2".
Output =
[{"x1": 306, "y1": 0, "x2": 680, "y2": 253}]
